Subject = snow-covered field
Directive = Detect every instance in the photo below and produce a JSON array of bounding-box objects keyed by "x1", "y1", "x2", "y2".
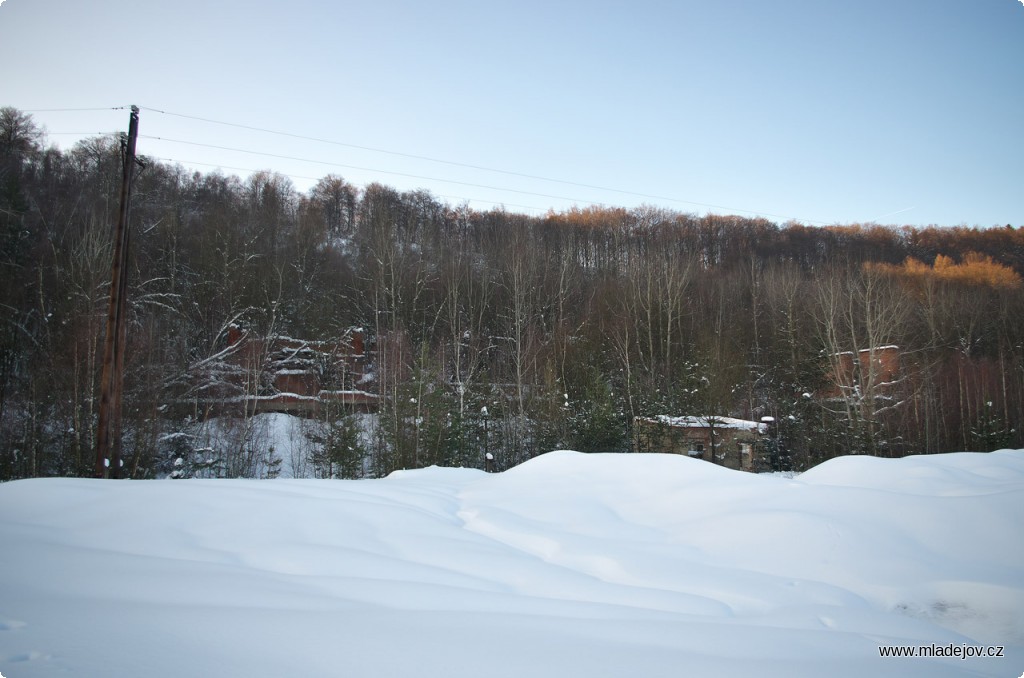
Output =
[{"x1": 1, "y1": 450, "x2": 1022, "y2": 678}]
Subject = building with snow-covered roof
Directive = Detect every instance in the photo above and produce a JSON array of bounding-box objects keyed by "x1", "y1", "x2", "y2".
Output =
[
  {"x1": 182, "y1": 327, "x2": 380, "y2": 417},
  {"x1": 822, "y1": 345, "x2": 901, "y2": 401},
  {"x1": 632, "y1": 415, "x2": 767, "y2": 471}
]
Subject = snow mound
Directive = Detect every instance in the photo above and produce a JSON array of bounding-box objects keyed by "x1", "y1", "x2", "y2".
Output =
[
  {"x1": 798, "y1": 449, "x2": 1024, "y2": 494},
  {"x1": 1, "y1": 450, "x2": 1022, "y2": 678}
]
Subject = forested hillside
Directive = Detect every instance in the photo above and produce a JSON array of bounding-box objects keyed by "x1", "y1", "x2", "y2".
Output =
[{"x1": 2, "y1": 107, "x2": 1022, "y2": 479}]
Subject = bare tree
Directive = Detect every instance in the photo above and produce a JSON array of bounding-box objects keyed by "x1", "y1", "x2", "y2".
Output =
[{"x1": 815, "y1": 266, "x2": 911, "y2": 456}]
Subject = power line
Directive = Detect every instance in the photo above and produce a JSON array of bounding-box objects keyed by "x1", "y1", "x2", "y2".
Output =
[
  {"x1": 147, "y1": 156, "x2": 551, "y2": 214},
  {"x1": 39, "y1": 104, "x2": 829, "y2": 223},
  {"x1": 138, "y1": 105, "x2": 827, "y2": 224},
  {"x1": 23, "y1": 106, "x2": 131, "y2": 113},
  {"x1": 139, "y1": 135, "x2": 609, "y2": 208},
  {"x1": 141, "y1": 106, "x2": 600, "y2": 187}
]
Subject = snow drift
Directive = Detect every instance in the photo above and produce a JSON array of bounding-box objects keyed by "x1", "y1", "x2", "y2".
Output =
[{"x1": 1, "y1": 450, "x2": 1022, "y2": 677}]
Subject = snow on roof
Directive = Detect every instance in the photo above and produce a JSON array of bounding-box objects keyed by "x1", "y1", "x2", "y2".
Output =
[{"x1": 643, "y1": 415, "x2": 768, "y2": 433}]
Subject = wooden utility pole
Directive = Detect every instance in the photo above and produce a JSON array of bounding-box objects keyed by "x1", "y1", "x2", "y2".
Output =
[{"x1": 95, "y1": 105, "x2": 139, "y2": 479}]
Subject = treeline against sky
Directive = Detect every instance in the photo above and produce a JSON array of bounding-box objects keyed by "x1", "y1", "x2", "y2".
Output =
[{"x1": 2, "y1": 107, "x2": 1023, "y2": 479}]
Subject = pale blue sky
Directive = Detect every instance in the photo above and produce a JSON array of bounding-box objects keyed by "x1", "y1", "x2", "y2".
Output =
[{"x1": 2, "y1": 0, "x2": 1022, "y2": 226}]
